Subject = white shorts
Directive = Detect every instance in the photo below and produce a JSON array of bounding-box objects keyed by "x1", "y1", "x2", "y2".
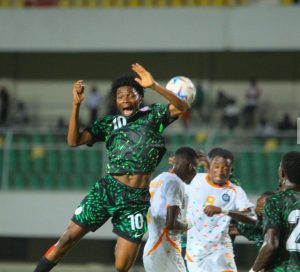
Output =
[
  {"x1": 143, "y1": 248, "x2": 186, "y2": 272},
  {"x1": 187, "y1": 250, "x2": 237, "y2": 272}
]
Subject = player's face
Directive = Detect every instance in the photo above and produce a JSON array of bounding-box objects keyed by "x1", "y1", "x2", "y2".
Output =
[
  {"x1": 116, "y1": 86, "x2": 141, "y2": 117},
  {"x1": 208, "y1": 156, "x2": 232, "y2": 185},
  {"x1": 175, "y1": 158, "x2": 197, "y2": 184},
  {"x1": 255, "y1": 195, "x2": 267, "y2": 218}
]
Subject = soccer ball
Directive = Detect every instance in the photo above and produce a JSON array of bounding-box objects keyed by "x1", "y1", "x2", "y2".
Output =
[{"x1": 166, "y1": 76, "x2": 196, "y2": 107}]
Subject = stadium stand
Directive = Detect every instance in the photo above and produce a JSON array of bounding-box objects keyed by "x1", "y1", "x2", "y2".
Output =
[{"x1": 0, "y1": 130, "x2": 296, "y2": 193}]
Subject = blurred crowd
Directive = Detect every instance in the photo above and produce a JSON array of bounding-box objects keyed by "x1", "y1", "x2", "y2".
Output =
[{"x1": 0, "y1": 81, "x2": 297, "y2": 138}]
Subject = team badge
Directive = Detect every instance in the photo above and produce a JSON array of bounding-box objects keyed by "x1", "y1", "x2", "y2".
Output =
[
  {"x1": 222, "y1": 193, "x2": 230, "y2": 202},
  {"x1": 75, "y1": 206, "x2": 83, "y2": 215}
]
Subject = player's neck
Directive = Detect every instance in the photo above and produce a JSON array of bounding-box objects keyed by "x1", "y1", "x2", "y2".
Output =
[{"x1": 282, "y1": 182, "x2": 300, "y2": 192}]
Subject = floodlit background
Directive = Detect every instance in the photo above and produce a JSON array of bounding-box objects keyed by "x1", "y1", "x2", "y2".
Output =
[{"x1": 0, "y1": 0, "x2": 299, "y2": 271}]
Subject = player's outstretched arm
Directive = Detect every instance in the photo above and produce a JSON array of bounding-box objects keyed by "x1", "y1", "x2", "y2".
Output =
[
  {"x1": 67, "y1": 80, "x2": 92, "y2": 147},
  {"x1": 132, "y1": 63, "x2": 189, "y2": 117},
  {"x1": 250, "y1": 228, "x2": 280, "y2": 272},
  {"x1": 204, "y1": 205, "x2": 256, "y2": 225}
]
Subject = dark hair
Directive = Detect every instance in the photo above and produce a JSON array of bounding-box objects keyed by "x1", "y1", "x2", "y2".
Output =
[
  {"x1": 281, "y1": 151, "x2": 300, "y2": 185},
  {"x1": 208, "y1": 147, "x2": 234, "y2": 163},
  {"x1": 175, "y1": 147, "x2": 198, "y2": 162},
  {"x1": 111, "y1": 73, "x2": 144, "y2": 98}
]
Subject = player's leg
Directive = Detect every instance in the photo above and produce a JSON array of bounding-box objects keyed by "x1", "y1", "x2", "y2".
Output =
[
  {"x1": 34, "y1": 221, "x2": 89, "y2": 272},
  {"x1": 35, "y1": 177, "x2": 110, "y2": 272},
  {"x1": 114, "y1": 236, "x2": 141, "y2": 272},
  {"x1": 109, "y1": 176, "x2": 150, "y2": 271}
]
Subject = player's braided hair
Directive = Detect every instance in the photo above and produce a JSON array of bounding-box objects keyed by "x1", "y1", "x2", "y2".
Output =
[
  {"x1": 111, "y1": 73, "x2": 144, "y2": 98},
  {"x1": 208, "y1": 147, "x2": 234, "y2": 164},
  {"x1": 282, "y1": 151, "x2": 300, "y2": 185}
]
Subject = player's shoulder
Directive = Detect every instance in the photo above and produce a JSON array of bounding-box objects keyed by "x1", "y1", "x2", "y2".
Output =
[
  {"x1": 99, "y1": 115, "x2": 116, "y2": 123},
  {"x1": 228, "y1": 181, "x2": 243, "y2": 191},
  {"x1": 146, "y1": 103, "x2": 168, "y2": 112},
  {"x1": 268, "y1": 189, "x2": 294, "y2": 203},
  {"x1": 190, "y1": 173, "x2": 206, "y2": 186},
  {"x1": 150, "y1": 171, "x2": 179, "y2": 184}
]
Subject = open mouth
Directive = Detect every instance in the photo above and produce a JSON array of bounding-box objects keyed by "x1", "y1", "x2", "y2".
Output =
[{"x1": 122, "y1": 106, "x2": 134, "y2": 116}]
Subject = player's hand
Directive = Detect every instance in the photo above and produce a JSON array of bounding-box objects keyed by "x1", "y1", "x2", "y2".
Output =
[
  {"x1": 72, "y1": 80, "x2": 85, "y2": 105},
  {"x1": 204, "y1": 205, "x2": 221, "y2": 217},
  {"x1": 132, "y1": 63, "x2": 155, "y2": 88}
]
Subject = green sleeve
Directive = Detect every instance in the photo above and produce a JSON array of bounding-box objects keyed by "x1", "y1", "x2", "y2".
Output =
[
  {"x1": 84, "y1": 116, "x2": 113, "y2": 146},
  {"x1": 151, "y1": 103, "x2": 177, "y2": 132}
]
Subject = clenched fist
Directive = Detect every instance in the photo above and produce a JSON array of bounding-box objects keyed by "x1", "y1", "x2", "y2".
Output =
[{"x1": 72, "y1": 80, "x2": 85, "y2": 105}]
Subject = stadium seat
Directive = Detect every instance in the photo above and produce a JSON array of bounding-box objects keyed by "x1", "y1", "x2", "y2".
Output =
[
  {"x1": 59, "y1": 149, "x2": 73, "y2": 174},
  {"x1": 10, "y1": 172, "x2": 25, "y2": 190},
  {"x1": 74, "y1": 149, "x2": 87, "y2": 175},
  {"x1": 56, "y1": 173, "x2": 69, "y2": 190},
  {"x1": 28, "y1": 174, "x2": 41, "y2": 190},
  {"x1": 236, "y1": 152, "x2": 255, "y2": 193}
]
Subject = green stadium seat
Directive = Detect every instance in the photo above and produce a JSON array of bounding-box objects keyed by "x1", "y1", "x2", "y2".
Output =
[
  {"x1": 74, "y1": 149, "x2": 86, "y2": 175},
  {"x1": 46, "y1": 150, "x2": 59, "y2": 174},
  {"x1": 236, "y1": 152, "x2": 255, "y2": 193},
  {"x1": 42, "y1": 175, "x2": 55, "y2": 190},
  {"x1": 59, "y1": 149, "x2": 73, "y2": 174},
  {"x1": 56, "y1": 173, "x2": 69, "y2": 190},
  {"x1": 253, "y1": 152, "x2": 271, "y2": 192},
  {"x1": 87, "y1": 150, "x2": 101, "y2": 176},
  {"x1": 31, "y1": 146, "x2": 46, "y2": 173},
  {"x1": 71, "y1": 174, "x2": 85, "y2": 190},
  {"x1": 28, "y1": 174, "x2": 40, "y2": 190},
  {"x1": 10, "y1": 172, "x2": 25, "y2": 190}
]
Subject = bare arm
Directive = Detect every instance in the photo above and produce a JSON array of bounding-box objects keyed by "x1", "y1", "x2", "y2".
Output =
[
  {"x1": 204, "y1": 205, "x2": 256, "y2": 225},
  {"x1": 67, "y1": 80, "x2": 92, "y2": 147},
  {"x1": 251, "y1": 228, "x2": 280, "y2": 271},
  {"x1": 132, "y1": 63, "x2": 189, "y2": 117},
  {"x1": 166, "y1": 206, "x2": 188, "y2": 232}
]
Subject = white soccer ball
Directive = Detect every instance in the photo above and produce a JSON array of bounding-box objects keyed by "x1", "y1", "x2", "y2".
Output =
[{"x1": 166, "y1": 76, "x2": 196, "y2": 107}]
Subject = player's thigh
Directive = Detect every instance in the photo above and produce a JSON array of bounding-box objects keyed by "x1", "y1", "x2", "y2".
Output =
[
  {"x1": 72, "y1": 178, "x2": 111, "y2": 231},
  {"x1": 111, "y1": 184, "x2": 149, "y2": 243},
  {"x1": 114, "y1": 236, "x2": 141, "y2": 271}
]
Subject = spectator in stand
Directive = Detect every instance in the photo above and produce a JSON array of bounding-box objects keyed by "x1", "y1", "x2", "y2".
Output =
[
  {"x1": 13, "y1": 101, "x2": 29, "y2": 126},
  {"x1": 243, "y1": 78, "x2": 262, "y2": 128},
  {"x1": 0, "y1": 86, "x2": 10, "y2": 126},
  {"x1": 278, "y1": 113, "x2": 295, "y2": 131},
  {"x1": 215, "y1": 90, "x2": 230, "y2": 110},
  {"x1": 223, "y1": 98, "x2": 239, "y2": 131},
  {"x1": 255, "y1": 118, "x2": 276, "y2": 138},
  {"x1": 86, "y1": 86, "x2": 102, "y2": 125}
]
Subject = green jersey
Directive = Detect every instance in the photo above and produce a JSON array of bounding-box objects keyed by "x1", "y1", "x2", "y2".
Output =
[
  {"x1": 236, "y1": 218, "x2": 263, "y2": 248},
  {"x1": 263, "y1": 189, "x2": 300, "y2": 271},
  {"x1": 86, "y1": 103, "x2": 176, "y2": 175}
]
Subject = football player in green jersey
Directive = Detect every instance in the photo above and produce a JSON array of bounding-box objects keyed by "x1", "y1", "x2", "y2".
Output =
[
  {"x1": 250, "y1": 151, "x2": 300, "y2": 272},
  {"x1": 34, "y1": 63, "x2": 190, "y2": 272},
  {"x1": 229, "y1": 191, "x2": 275, "y2": 248}
]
